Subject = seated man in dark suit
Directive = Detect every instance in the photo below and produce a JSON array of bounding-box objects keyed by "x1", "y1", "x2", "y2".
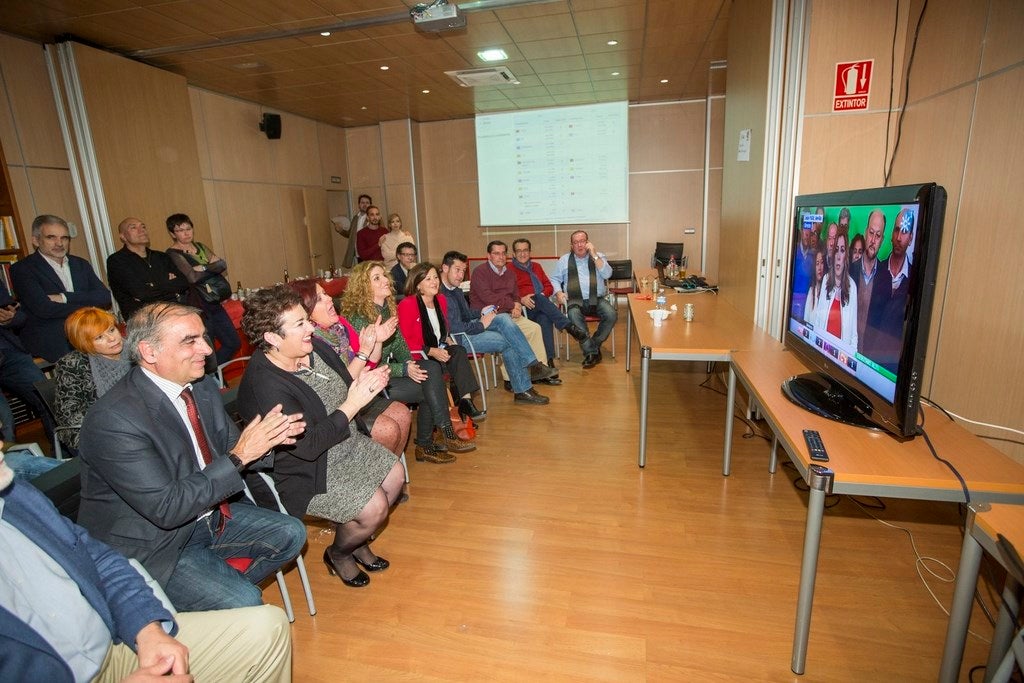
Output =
[
  {"x1": 77, "y1": 303, "x2": 307, "y2": 612},
  {"x1": 390, "y1": 241, "x2": 417, "y2": 301},
  {"x1": 0, "y1": 446, "x2": 293, "y2": 682},
  {"x1": 0, "y1": 279, "x2": 56, "y2": 450},
  {"x1": 9, "y1": 214, "x2": 111, "y2": 362}
]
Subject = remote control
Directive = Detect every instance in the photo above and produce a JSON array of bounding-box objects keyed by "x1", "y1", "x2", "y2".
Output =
[{"x1": 803, "y1": 429, "x2": 829, "y2": 462}]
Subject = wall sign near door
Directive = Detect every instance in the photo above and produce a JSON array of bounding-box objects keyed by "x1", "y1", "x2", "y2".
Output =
[{"x1": 833, "y1": 59, "x2": 873, "y2": 112}]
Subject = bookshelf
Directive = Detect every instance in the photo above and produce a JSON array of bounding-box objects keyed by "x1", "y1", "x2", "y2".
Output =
[{"x1": 0, "y1": 142, "x2": 26, "y2": 293}]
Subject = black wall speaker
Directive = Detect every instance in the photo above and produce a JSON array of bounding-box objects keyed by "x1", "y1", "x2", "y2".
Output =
[{"x1": 260, "y1": 113, "x2": 282, "y2": 140}]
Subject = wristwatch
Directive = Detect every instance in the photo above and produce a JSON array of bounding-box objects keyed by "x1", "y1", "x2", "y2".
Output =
[{"x1": 227, "y1": 452, "x2": 244, "y2": 472}]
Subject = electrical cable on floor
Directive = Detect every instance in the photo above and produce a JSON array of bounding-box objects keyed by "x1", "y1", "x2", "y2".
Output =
[{"x1": 851, "y1": 496, "x2": 993, "y2": 646}]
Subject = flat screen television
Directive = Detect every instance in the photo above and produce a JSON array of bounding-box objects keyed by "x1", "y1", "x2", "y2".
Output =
[{"x1": 782, "y1": 182, "x2": 946, "y2": 438}]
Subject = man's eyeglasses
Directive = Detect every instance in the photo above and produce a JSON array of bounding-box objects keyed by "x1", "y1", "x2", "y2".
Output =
[{"x1": 398, "y1": 251, "x2": 417, "y2": 258}]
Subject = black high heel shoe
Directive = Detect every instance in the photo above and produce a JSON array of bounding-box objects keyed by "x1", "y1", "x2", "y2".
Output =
[
  {"x1": 353, "y1": 553, "x2": 390, "y2": 572},
  {"x1": 458, "y1": 397, "x2": 486, "y2": 423},
  {"x1": 322, "y1": 549, "x2": 369, "y2": 587}
]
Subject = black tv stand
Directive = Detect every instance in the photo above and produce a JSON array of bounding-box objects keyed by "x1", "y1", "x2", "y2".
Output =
[{"x1": 781, "y1": 372, "x2": 878, "y2": 431}]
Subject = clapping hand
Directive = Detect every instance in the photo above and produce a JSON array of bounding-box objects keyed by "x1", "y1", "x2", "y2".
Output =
[{"x1": 234, "y1": 404, "x2": 305, "y2": 464}]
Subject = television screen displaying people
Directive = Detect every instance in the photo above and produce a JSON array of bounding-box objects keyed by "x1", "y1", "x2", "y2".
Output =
[{"x1": 787, "y1": 200, "x2": 921, "y2": 404}]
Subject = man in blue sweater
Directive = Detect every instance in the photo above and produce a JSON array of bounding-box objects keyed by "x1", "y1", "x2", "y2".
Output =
[{"x1": 0, "y1": 445, "x2": 292, "y2": 682}]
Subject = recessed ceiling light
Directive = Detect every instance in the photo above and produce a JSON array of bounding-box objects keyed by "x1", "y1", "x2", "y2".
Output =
[
  {"x1": 361, "y1": 106, "x2": 367, "y2": 110},
  {"x1": 660, "y1": 79, "x2": 669, "y2": 83},
  {"x1": 611, "y1": 71, "x2": 620, "y2": 76},
  {"x1": 606, "y1": 40, "x2": 618, "y2": 46},
  {"x1": 422, "y1": 89, "x2": 430, "y2": 94},
  {"x1": 232, "y1": 61, "x2": 263, "y2": 70},
  {"x1": 320, "y1": 31, "x2": 331, "y2": 37},
  {"x1": 477, "y1": 49, "x2": 508, "y2": 62},
  {"x1": 380, "y1": 65, "x2": 389, "y2": 71}
]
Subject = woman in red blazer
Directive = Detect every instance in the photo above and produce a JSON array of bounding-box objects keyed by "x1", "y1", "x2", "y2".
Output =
[{"x1": 396, "y1": 263, "x2": 485, "y2": 423}]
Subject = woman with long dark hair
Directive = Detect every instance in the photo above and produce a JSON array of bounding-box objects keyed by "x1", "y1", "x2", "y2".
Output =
[{"x1": 812, "y1": 230, "x2": 858, "y2": 348}]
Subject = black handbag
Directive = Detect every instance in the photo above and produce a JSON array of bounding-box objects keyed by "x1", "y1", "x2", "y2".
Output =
[{"x1": 196, "y1": 273, "x2": 232, "y2": 303}]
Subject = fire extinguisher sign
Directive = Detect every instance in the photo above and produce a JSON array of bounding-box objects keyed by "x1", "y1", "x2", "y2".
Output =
[{"x1": 833, "y1": 59, "x2": 873, "y2": 112}]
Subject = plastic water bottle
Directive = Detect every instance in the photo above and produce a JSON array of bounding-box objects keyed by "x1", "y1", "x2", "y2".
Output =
[
  {"x1": 655, "y1": 291, "x2": 667, "y2": 310},
  {"x1": 665, "y1": 255, "x2": 679, "y2": 280}
]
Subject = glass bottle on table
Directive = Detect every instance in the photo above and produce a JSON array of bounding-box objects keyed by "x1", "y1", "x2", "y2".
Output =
[{"x1": 665, "y1": 255, "x2": 679, "y2": 280}]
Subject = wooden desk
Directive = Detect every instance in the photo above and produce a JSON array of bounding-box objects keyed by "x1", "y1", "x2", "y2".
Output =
[
  {"x1": 624, "y1": 291, "x2": 780, "y2": 467},
  {"x1": 940, "y1": 503, "x2": 1024, "y2": 682},
  {"x1": 727, "y1": 347, "x2": 1024, "y2": 674}
]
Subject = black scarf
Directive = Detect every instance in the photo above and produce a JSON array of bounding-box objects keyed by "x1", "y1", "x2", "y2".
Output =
[
  {"x1": 566, "y1": 254, "x2": 598, "y2": 310},
  {"x1": 416, "y1": 295, "x2": 447, "y2": 350}
]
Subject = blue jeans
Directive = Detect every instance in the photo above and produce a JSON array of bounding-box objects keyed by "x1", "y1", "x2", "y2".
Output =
[
  {"x1": 0, "y1": 347, "x2": 55, "y2": 448},
  {"x1": 464, "y1": 326, "x2": 533, "y2": 394},
  {"x1": 567, "y1": 298, "x2": 617, "y2": 355},
  {"x1": 163, "y1": 501, "x2": 307, "y2": 612},
  {"x1": 203, "y1": 303, "x2": 242, "y2": 366},
  {"x1": 4, "y1": 450, "x2": 62, "y2": 480},
  {"x1": 526, "y1": 294, "x2": 571, "y2": 362}
]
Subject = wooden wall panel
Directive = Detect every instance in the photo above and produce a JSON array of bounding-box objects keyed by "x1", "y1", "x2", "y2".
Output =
[
  {"x1": 0, "y1": 35, "x2": 67, "y2": 168},
  {"x1": 418, "y1": 119, "x2": 476, "y2": 182},
  {"x1": 905, "y1": 0, "x2": 987, "y2": 103},
  {"x1": 719, "y1": 0, "x2": 771, "y2": 315},
  {"x1": 798, "y1": 113, "x2": 890, "y2": 193},
  {"x1": 381, "y1": 119, "x2": 413, "y2": 185},
  {"x1": 190, "y1": 89, "x2": 212, "y2": 179},
  {"x1": 803, "y1": 0, "x2": 903, "y2": 116},
  {"x1": 981, "y1": 0, "x2": 1024, "y2": 76},
  {"x1": 420, "y1": 180, "x2": 481, "y2": 261},
  {"x1": 927, "y1": 67, "x2": 1024, "y2": 460},
  {"x1": 629, "y1": 101, "x2": 706, "y2": 172},
  {"x1": 202, "y1": 179, "x2": 225, "y2": 261},
  {"x1": 345, "y1": 126, "x2": 384, "y2": 189},
  {"x1": 628, "y1": 171, "x2": 703, "y2": 270},
  {"x1": 196, "y1": 91, "x2": 274, "y2": 184},
  {"x1": 270, "y1": 113, "x2": 320, "y2": 187},
  {"x1": 277, "y1": 186, "x2": 312, "y2": 278},
  {"x1": 73, "y1": 43, "x2": 209, "y2": 248},
  {"x1": 887, "y1": 86, "x2": 975, "y2": 388},
  {"x1": 317, "y1": 122, "x2": 347, "y2": 189},
  {"x1": 213, "y1": 181, "x2": 286, "y2": 288}
]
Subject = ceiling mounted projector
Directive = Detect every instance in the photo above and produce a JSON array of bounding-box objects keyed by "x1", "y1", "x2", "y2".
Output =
[{"x1": 410, "y1": 1, "x2": 466, "y2": 32}]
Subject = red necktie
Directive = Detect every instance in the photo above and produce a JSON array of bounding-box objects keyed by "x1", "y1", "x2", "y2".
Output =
[
  {"x1": 180, "y1": 387, "x2": 232, "y2": 534},
  {"x1": 826, "y1": 296, "x2": 842, "y2": 338}
]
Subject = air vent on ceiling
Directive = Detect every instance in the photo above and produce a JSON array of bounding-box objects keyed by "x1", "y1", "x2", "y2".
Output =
[{"x1": 445, "y1": 66, "x2": 519, "y2": 87}]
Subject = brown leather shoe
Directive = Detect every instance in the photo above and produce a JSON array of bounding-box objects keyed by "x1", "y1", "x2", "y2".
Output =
[
  {"x1": 445, "y1": 436, "x2": 477, "y2": 453},
  {"x1": 415, "y1": 444, "x2": 456, "y2": 464}
]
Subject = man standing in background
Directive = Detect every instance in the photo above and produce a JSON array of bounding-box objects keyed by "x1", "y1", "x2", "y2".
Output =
[{"x1": 337, "y1": 193, "x2": 371, "y2": 268}]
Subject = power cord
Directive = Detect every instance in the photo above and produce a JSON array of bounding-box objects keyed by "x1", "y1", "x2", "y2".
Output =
[
  {"x1": 851, "y1": 496, "x2": 993, "y2": 646},
  {"x1": 917, "y1": 407, "x2": 971, "y2": 504},
  {"x1": 884, "y1": 0, "x2": 929, "y2": 186},
  {"x1": 922, "y1": 397, "x2": 1024, "y2": 442}
]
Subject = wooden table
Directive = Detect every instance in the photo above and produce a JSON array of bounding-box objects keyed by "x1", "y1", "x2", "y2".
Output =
[
  {"x1": 624, "y1": 291, "x2": 781, "y2": 467},
  {"x1": 727, "y1": 346, "x2": 1024, "y2": 675},
  {"x1": 940, "y1": 503, "x2": 1024, "y2": 682}
]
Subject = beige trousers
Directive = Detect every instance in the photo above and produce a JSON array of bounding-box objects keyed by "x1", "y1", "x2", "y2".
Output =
[
  {"x1": 96, "y1": 604, "x2": 291, "y2": 683},
  {"x1": 496, "y1": 315, "x2": 546, "y2": 380}
]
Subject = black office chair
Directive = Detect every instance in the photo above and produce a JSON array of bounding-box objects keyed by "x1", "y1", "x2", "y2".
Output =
[
  {"x1": 33, "y1": 378, "x2": 76, "y2": 460},
  {"x1": 652, "y1": 242, "x2": 684, "y2": 279},
  {"x1": 607, "y1": 259, "x2": 636, "y2": 307}
]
